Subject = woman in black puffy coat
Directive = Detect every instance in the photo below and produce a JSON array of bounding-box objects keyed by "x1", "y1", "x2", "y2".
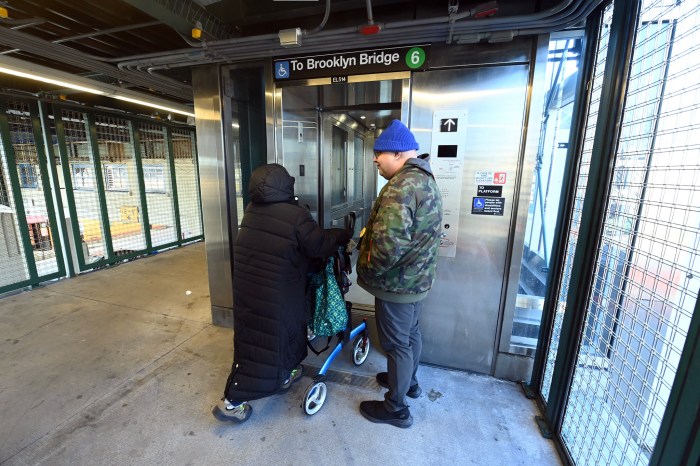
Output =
[{"x1": 213, "y1": 163, "x2": 349, "y2": 423}]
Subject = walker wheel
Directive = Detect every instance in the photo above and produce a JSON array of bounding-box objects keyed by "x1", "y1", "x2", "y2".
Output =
[
  {"x1": 302, "y1": 381, "x2": 327, "y2": 415},
  {"x1": 352, "y1": 334, "x2": 370, "y2": 366}
]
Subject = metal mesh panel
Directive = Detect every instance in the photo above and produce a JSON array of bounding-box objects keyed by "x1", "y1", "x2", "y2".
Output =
[
  {"x1": 62, "y1": 109, "x2": 108, "y2": 264},
  {"x1": 172, "y1": 128, "x2": 202, "y2": 239},
  {"x1": 7, "y1": 101, "x2": 59, "y2": 276},
  {"x1": 0, "y1": 110, "x2": 31, "y2": 287},
  {"x1": 93, "y1": 115, "x2": 146, "y2": 254},
  {"x1": 138, "y1": 122, "x2": 177, "y2": 247},
  {"x1": 561, "y1": 2, "x2": 700, "y2": 465},
  {"x1": 541, "y1": 2, "x2": 616, "y2": 401}
]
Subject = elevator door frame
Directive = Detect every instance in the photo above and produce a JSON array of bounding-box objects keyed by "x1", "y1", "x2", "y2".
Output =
[{"x1": 271, "y1": 72, "x2": 411, "y2": 229}]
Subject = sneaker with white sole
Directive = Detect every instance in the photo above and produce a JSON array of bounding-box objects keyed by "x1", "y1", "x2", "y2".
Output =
[{"x1": 212, "y1": 399, "x2": 252, "y2": 423}]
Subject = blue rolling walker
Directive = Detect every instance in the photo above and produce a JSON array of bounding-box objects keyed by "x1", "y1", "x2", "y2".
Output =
[
  {"x1": 302, "y1": 317, "x2": 371, "y2": 415},
  {"x1": 302, "y1": 213, "x2": 371, "y2": 415}
]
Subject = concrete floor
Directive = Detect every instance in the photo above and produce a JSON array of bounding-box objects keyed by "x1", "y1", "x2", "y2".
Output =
[{"x1": 0, "y1": 243, "x2": 562, "y2": 466}]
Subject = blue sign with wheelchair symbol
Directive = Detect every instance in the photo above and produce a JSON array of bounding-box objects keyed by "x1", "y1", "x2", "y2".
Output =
[
  {"x1": 471, "y1": 196, "x2": 505, "y2": 216},
  {"x1": 275, "y1": 61, "x2": 290, "y2": 79}
]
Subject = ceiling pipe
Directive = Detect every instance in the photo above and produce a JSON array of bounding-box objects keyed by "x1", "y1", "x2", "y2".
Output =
[
  {"x1": 0, "y1": 0, "x2": 600, "y2": 102},
  {"x1": 0, "y1": 17, "x2": 46, "y2": 29},
  {"x1": 366, "y1": 0, "x2": 375, "y2": 25},
  {"x1": 113, "y1": 0, "x2": 596, "y2": 69},
  {"x1": 385, "y1": 0, "x2": 575, "y2": 30},
  {"x1": 450, "y1": 0, "x2": 503, "y2": 22},
  {"x1": 305, "y1": 0, "x2": 331, "y2": 36},
  {"x1": 277, "y1": 0, "x2": 331, "y2": 47},
  {"x1": 447, "y1": 1, "x2": 498, "y2": 44},
  {"x1": 117, "y1": 0, "x2": 584, "y2": 64},
  {"x1": 101, "y1": 31, "x2": 281, "y2": 63},
  {"x1": 54, "y1": 21, "x2": 163, "y2": 44},
  {"x1": 0, "y1": 27, "x2": 190, "y2": 95},
  {"x1": 1, "y1": 21, "x2": 163, "y2": 56},
  {"x1": 0, "y1": 55, "x2": 194, "y2": 116},
  {"x1": 357, "y1": 0, "x2": 382, "y2": 35},
  {"x1": 117, "y1": 0, "x2": 601, "y2": 71}
]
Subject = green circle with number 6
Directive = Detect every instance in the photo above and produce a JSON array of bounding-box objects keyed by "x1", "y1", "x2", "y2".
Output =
[{"x1": 405, "y1": 47, "x2": 426, "y2": 69}]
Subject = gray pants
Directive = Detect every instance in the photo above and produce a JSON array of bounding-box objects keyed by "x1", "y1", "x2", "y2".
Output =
[{"x1": 374, "y1": 297, "x2": 423, "y2": 412}]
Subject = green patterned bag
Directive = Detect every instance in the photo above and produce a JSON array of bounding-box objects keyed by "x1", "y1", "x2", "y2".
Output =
[{"x1": 310, "y1": 257, "x2": 348, "y2": 337}]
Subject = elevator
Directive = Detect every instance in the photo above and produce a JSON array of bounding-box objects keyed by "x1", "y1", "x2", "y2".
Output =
[
  {"x1": 272, "y1": 77, "x2": 406, "y2": 234},
  {"x1": 195, "y1": 38, "x2": 549, "y2": 381}
]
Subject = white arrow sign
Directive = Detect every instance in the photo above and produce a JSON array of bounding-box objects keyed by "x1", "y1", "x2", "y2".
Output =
[{"x1": 442, "y1": 118, "x2": 457, "y2": 131}]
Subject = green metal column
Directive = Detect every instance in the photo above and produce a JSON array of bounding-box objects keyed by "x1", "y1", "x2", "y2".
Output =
[
  {"x1": 542, "y1": 0, "x2": 640, "y2": 439},
  {"x1": 164, "y1": 126, "x2": 183, "y2": 244},
  {"x1": 85, "y1": 112, "x2": 114, "y2": 262},
  {"x1": 191, "y1": 130, "x2": 204, "y2": 240},
  {"x1": 38, "y1": 101, "x2": 74, "y2": 277},
  {"x1": 30, "y1": 101, "x2": 66, "y2": 279},
  {"x1": 0, "y1": 98, "x2": 39, "y2": 284},
  {"x1": 130, "y1": 119, "x2": 152, "y2": 252},
  {"x1": 53, "y1": 106, "x2": 91, "y2": 271},
  {"x1": 649, "y1": 296, "x2": 700, "y2": 466}
]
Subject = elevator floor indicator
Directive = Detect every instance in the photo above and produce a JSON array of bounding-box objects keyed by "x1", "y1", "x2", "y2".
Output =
[{"x1": 441, "y1": 118, "x2": 458, "y2": 132}]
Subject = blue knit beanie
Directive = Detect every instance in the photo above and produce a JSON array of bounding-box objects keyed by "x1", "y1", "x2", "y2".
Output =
[{"x1": 374, "y1": 120, "x2": 419, "y2": 152}]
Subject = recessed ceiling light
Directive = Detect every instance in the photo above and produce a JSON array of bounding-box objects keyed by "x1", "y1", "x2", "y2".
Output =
[{"x1": 360, "y1": 115, "x2": 366, "y2": 119}]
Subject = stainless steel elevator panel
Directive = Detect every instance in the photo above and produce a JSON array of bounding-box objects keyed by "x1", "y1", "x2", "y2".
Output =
[
  {"x1": 411, "y1": 66, "x2": 530, "y2": 373},
  {"x1": 276, "y1": 85, "x2": 320, "y2": 218},
  {"x1": 192, "y1": 65, "x2": 233, "y2": 324}
]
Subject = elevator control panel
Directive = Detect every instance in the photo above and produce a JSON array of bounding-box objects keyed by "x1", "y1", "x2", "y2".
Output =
[{"x1": 429, "y1": 110, "x2": 468, "y2": 258}]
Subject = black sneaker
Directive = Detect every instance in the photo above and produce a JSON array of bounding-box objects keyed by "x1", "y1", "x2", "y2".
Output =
[
  {"x1": 359, "y1": 400, "x2": 413, "y2": 428},
  {"x1": 376, "y1": 372, "x2": 422, "y2": 398}
]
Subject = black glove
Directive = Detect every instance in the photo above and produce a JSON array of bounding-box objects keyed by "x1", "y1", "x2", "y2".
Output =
[{"x1": 332, "y1": 228, "x2": 351, "y2": 246}]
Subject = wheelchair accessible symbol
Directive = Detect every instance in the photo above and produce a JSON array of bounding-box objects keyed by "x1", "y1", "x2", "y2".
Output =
[
  {"x1": 473, "y1": 197, "x2": 485, "y2": 209},
  {"x1": 276, "y1": 61, "x2": 290, "y2": 79}
]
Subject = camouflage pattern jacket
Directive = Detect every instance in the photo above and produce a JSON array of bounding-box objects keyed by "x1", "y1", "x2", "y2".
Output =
[{"x1": 357, "y1": 154, "x2": 443, "y2": 303}]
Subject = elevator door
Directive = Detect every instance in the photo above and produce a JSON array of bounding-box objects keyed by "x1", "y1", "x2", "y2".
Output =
[
  {"x1": 274, "y1": 79, "x2": 403, "y2": 234},
  {"x1": 411, "y1": 66, "x2": 530, "y2": 373},
  {"x1": 322, "y1": 113, "x2": 366, "y2": 231}
]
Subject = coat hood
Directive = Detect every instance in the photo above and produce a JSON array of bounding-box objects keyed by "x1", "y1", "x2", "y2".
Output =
[
  {"x1": 404, "y1": 153, "x2": 435, "y2": 177},
  {"x1": 248, "y1": 163, "x2": 295, "y2": 204}
]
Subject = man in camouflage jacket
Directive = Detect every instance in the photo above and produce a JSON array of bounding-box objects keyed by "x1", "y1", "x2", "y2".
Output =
[{"x1": 357, "y1": 119, "x2": 442, "y2": 428}]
